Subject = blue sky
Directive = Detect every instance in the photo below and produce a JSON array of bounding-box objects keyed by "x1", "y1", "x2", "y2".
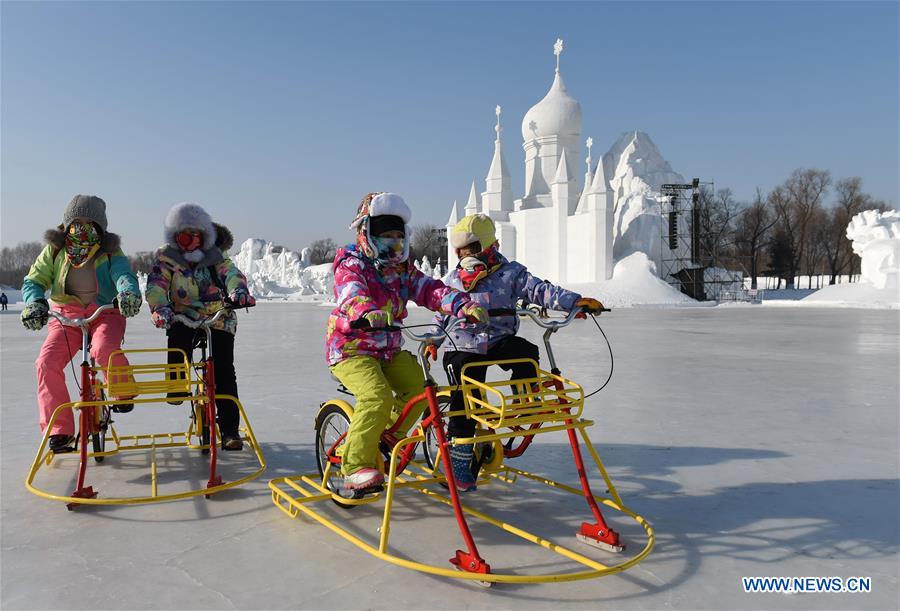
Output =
[{"x1": 2, "y1": 1, "x2": 897, "y2": 254}]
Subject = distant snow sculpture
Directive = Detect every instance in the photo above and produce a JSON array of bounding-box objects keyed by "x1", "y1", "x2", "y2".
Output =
[{"x1": 846, "y1": 209, "x2": 900, "y2": 290}]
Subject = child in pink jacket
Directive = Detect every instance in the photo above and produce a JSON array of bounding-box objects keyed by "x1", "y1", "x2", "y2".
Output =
[{"x1": 326, "y1": 192, "x2": 487, "y2": 494}]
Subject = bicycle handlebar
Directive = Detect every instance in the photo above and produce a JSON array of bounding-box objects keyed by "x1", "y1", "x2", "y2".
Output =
[
  {"x1": 47, "y1": 303, "x2": 116, "y2": 328},
  {"x1": 171, "y1": 302, "x2": 254, "y2": 329},
  {"x1": 347, "y1": 304, "x2": 609, "y2": 344}
]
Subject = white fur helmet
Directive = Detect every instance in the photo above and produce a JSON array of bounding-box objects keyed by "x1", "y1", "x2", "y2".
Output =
[
  {"x1": 350, "y1": 192, "x2": 412, "y2": 264},
  {"x1": 164, "y1": 202, "x2": 217, "y2": 262}
]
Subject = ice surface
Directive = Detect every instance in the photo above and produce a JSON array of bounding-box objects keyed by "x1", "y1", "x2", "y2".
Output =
[{"x1": 2, "y1": 303, "x2": 897, "y2": 609}]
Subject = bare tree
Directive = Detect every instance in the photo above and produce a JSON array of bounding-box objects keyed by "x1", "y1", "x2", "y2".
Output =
[
  {"x1": 692, "y1": 186, "x2": 742, "y2": 267},
  {"x1": 0, "y1": 241, "x2": 44, "y2": 288},
  {"x1": 409, "y1": 224, "x2": 446, "y2": 266},
  {"x1": 734, "y1": 188, "x2": 777, "y2": 289},
  {"x1": 127, "y1": 251, "x2": 156, "y2": 275},
  {"x1": 804, "y1": 207, "x2": 829, "y2": 288},
  {"x1": 307, "y1": 238, "x2": 338, "y2": 265},
  {"x1": 771, "y1": 168, "x2": 831, "y2": 288}
]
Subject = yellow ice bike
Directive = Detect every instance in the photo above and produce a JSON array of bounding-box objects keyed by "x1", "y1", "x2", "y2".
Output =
[
  {"x1": 26, "y1": 304, "x2": 266, "y2": 509},
  {"x1": 270, "y1": 306, "x2": 653, "y2": 584}
]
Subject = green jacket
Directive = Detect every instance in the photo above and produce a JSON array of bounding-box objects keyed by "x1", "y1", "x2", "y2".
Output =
[{"x1": 22, "y1": 228, "x2": 140, "y2": 306}]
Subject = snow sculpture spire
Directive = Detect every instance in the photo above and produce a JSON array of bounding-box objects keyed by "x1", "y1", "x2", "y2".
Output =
[
  {"x1": 484, "y1": 105, "x2": 513, "y2": 218},
  {"x1": 447, "y1": 200, "x2": 459, "y2": 225},
  {"x1": 554, "y1": 38, "x2": 563, "y2": 74},
  {"x1": 577, "y1": 136, "x2": 595, "y2": 212},
  {"x1": 553, "y1": 148, "x2": 572, "y2": 184},
  {"x1": 464, "y1": 180, "x2": 481, "y2": 215}
]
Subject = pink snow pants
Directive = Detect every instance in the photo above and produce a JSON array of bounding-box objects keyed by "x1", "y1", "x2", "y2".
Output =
[{"x1": 35, "y1": 303, "x2": 133, "y2": 436}]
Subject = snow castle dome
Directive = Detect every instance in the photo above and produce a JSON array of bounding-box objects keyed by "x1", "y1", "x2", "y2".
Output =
[{"x1": 521, "y1": 70, "x2": 582, "y2": 141}]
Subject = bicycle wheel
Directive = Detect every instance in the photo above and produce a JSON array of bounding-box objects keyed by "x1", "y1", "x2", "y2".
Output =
[{"x1": 314, "y1": 402, "x2": 355, "y2": 509}]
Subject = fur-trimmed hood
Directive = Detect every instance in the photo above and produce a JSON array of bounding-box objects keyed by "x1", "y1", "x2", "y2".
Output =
[
  {"x1": 164, "y1": 222, "x2": 233, "y2": 252},
  {"x1": 163, "y1": 202, "x2": 234, "y2": 250},
  {"x1": 44, "y1": 227, "x2": 122, "y2": 255},
  {"x1": 158, "y1": 223, "x2": 234, "y2": 268}
]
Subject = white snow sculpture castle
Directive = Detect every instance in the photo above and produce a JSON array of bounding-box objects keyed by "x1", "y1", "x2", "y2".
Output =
[{"x1": 447, "y1": 39, "x2": 686, "y2": 285}]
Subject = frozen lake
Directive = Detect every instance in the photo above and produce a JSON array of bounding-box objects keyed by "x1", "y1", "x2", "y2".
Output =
[{"x1": 2, "y1": 303, "x2": 898, "y2": 610}]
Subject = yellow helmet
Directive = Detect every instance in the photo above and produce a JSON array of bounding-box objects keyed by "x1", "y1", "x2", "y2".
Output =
[{"x1": 451, "y1": 214, "x2": 497, "y2": 250}]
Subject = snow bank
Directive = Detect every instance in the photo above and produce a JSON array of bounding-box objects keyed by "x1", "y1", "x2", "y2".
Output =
[
  {"x1": 803, "y1": 209, "x2": 900, "y2": 309},
  {"x1": 566, "y1": 252, "x2": 695, "y2": 308}
]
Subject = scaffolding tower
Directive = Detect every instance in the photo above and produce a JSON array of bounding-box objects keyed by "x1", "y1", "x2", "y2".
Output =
[{"x1": 659, "y1": 179, "x2": 752, "y2": 302}]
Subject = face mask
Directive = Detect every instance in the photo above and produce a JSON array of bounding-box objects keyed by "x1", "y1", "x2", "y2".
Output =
[
  {"x1": 457, "y1": 245, "x2": 502, "y2": 290},
  {"x1": 372, "y1": 236, "x2": 405, "y2": 264},
  {"x1": 176, "y1": 229, "x2": 203, "y2": 252},
  {"x1": 65, "y1": 221, "x2": 101, "y2": 268},
  {"x1": 459, "y1": 256, "x2": 484, "y2": 272}
]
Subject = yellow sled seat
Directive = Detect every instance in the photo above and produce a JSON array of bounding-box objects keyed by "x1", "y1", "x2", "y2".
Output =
[
  {"x1": 460, "y1": 358, "x2": 584, "y2": 430},
  {"x1": 102, "y1": 348, "x2": 193, "y2": 398}
]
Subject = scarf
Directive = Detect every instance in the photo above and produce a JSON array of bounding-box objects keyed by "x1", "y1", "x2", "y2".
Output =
[{"x1": 457, "y1": 245, "x2": 502, "y2": 291}]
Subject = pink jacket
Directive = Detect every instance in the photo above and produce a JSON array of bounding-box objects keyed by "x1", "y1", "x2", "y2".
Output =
[{"x1": 326, "y1": 246, "x2": 470, "y2": 365}]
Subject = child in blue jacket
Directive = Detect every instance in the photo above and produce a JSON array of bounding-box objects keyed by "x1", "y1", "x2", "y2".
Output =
[{"x1": 434, "y1": 214, "x2": 604, "y2": 490}]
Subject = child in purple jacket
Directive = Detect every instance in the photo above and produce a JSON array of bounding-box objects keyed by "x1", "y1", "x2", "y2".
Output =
[
  {"x1": 435, "y1": 214, "x2": 605, "y2": 490},
  {"x1": 325, "y1": 192, "x2": 487, "y2": 494}
]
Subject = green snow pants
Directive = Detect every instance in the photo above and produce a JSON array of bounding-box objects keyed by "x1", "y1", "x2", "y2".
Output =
[{"x1": 330, "y1": 351, "x2": 427, "y2": 476}]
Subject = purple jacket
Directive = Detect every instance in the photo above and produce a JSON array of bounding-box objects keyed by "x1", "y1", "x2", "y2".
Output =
[
  {"x1": 435, "y1": 254, "x2": 581, "y2": 354},
  {"x1": 326, "y1": 246, "x2": 471, "y2": 365}
]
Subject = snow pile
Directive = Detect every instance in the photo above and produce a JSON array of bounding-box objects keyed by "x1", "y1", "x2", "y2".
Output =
[
  {"x1": 803, "y1": 209, "x2": 900, "y2": 308},
  {"x1": 566, "y1": 252, "x2": 695, "y2": 308},
  {"x1": 232, "y1": 239, "x2": 334, "y2": 301},
  {"x1": 602, "y1": 131, "x2": 686, "y2": 263}
]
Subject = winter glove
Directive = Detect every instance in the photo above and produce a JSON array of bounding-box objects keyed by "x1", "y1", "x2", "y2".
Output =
[
  {"x1": 363, "y1": 310, "x2": 393, "y2": 329},
  {"x1": 21, "y1": 299, "x2": 50, "y2": 331},
  {"x1": 151, "y1": 307, "x2": 174, "y2": 330},
  {"x1": 229, "y1": 289, "x2": 256, "y2": 308},
  {"x1": 117, "y1": 291, "x2": 142, "y2": 318},
  {"x1": 458, "y1": 302, "x2": 489, "y2": 325},
  {"x1": 574, "y1": 297, "x2": 605, "y2": 318},
  {"x1": 424, "y1": 344, "x2": 438, "y2": 361}
]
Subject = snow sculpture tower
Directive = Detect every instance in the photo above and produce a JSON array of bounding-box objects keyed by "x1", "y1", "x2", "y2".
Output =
[
  {"x1": 518, "y1": 39, "x2": 582, "y2": 211},
  {"x1": 446, "y1": 38, "x2": 660, "y2": 284}
]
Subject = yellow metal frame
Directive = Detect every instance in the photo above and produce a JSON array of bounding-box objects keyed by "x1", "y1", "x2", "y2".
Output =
[
  {"x1": 269, "y1": 390, "x2": 653, "y2": 583},
  {"x1": 460, "y1": 358, "x2": 585, "y2": 429},
  {"x1": 25, "y1": 348, "x2": 267, "y2": 505}
]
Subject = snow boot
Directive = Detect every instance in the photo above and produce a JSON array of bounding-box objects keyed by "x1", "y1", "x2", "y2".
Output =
[
  {"x1": 49, "y1": 434, "x2": 76, "y2": 453},
  {"x1": 221, "y1": 430, "x2": 243, "y2": 451},
  {"x1": 340, "y1": 467, "x2": 384, "y2": 498},
  {"x1": 448, "y1": 443, "x2": 477, "y2": 492}
]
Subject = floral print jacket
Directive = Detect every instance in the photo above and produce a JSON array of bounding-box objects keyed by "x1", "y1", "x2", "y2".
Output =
[{"x1": 326, "y1": 246, "x2": 471, "y2": 365}]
